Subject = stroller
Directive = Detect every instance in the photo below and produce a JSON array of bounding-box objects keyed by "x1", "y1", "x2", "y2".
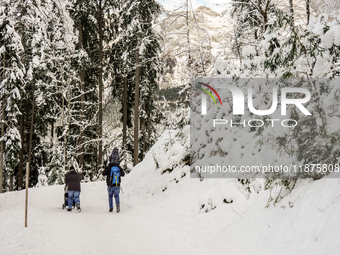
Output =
[{"x1": 62, "y1": 184, "x2": 75, "y2": 210}]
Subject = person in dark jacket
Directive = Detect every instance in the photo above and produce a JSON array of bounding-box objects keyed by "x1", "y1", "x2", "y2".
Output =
[
  {"x1": 65, "y1": 166, "x2": 82, "y2": 212},
  {"x1": 102, "y1": 147, "x2": 125, "y2": 213}
]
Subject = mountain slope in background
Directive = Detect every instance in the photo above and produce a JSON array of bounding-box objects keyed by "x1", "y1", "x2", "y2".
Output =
[
  {"x1": 160, "y1": 6, "x2": 234, "y2": 88},
  {"x1": 160, "y1": 1, "x2": 312, "y2": 89}
]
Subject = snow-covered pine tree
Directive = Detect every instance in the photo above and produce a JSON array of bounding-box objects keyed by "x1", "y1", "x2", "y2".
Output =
[
  {"x1": 0, "y1": 0, "x2": 24, "y2": 191},
  {"x1": 70, "y1": 0, "x2": 97, "y2": 173},
  {"x1": 241, "y1": 3, "x2": 339, "y2": 195},
  {"x1": 15, "y1": 0, "x2": 83, "y2": 187},
  {"x1": 105, "y1": 0, "x2": 133, "y2": 171},
  {"x1": 264, "y1": 10, "x2": 340, "y2": 179},
  {"x1": 227, "y1": 0, "x2": 289, "y2": 78},
  {"x1": 70, "y1": 0, "x2": 105, "y2": 179},
  {"x1": 110, "y1": 0, "x2": 163, "y2": 165},
  {"x1": 0, "y1": 0, "x2": 96, "y2": 188},
  {"x1": 210, "y1": 1, "x2": 339, "y2": 200},
  {"x1": 137, "y1": 2, "x2": 162, "y2": 160}
]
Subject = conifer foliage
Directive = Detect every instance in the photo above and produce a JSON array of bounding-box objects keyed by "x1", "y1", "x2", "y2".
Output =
[
  {"x1": 211, "y1": 0, "x2": 340, "y2": 199},
  {"x1": 0, "y1": 0, "x2": 163, "y2": 191},
  {"x1": 109, "y1": 0, "x2": 162, "y2": 168}
]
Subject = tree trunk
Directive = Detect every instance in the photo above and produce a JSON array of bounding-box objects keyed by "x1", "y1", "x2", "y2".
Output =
[
  {"x1": 51, "y1": 118, "x2": 54, "y2": 143},
  {"x1": 9, "y1": 175, "x2": 13, "y2": 191},
  {"x1": 262, "y1": 0, "x2": 270, "y2": 32},
  {"x1": 133, "y1": 50, "x2": 140, "y2": 166},
  {"x1": 186, "y1": 0, "x2": 191, "y2": 68},
  {"x1": 234, "y1": 29, "x2": 242, "y2": 64},
  {"x1": 122, "y1": 76, "x2": 128, "y2": 147},
  {"x1": 18, "y1": 114, "x2": 24, "y2": 189},
  {"x1": 62, "y1": 87, "x2": 66, "y2": 173},
  {"x1": 65, "y1": 81, "x2": 71, "y2": 172},
  {"x1": 141, "y1": 101, "x2": 146, "y2": 160},
  {"x1": 0, "y1": 54, "x2": 5, "y2": 193},
  {"x1": 98, "y1": 0, "x2": 103, "y2": 171},
  {"x1": 78, "y1": 20, "x2": 85, "y2": 171},
  {"x1": 306, "y1": 0, "x2": 310, "y2": 26},
  {"x1": 289, "y1": 0, "x2": 295, "y2": 31},
  {"x1": 0, "y1": 101, "x2": 4, "y2": 193},
  {"x1": 27, "y1": 83, "x2": 35, "y2": 188}
]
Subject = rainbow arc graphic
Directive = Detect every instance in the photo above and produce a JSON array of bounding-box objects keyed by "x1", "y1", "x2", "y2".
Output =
[{"x1": 196, "y1": 82, "x2": 222, "y2": 106}]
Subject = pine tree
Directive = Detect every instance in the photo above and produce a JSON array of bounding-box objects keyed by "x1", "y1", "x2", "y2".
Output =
[
  {"x1": 70, "y1": 0, "x2": 104, "y2": 179},
  {"x1": 0, "y1": 0, "x2": 25, "y2": 191},
  {"x1": 265, "y1": 11, "x2": 340, "y2": 179},
  {"x1": 109, "y1": 0, "x2": 162, "y2": 166}
]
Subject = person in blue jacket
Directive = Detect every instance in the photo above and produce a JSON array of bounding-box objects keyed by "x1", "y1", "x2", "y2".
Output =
[{"x1": 102, "y1": 147, "x2": 125, "y2": 213}]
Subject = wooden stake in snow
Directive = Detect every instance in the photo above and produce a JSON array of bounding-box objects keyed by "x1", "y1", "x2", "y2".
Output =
[{"x1": 25, "y1": 162, "x2": 29, "y2": 228}]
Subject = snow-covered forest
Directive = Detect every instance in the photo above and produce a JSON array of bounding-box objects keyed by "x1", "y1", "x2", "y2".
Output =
[
  {"x1": 1, "y1": 0, "x2": 340, "y2": 254},
  {"x1": 0, "y1": 0, "x2": 166, "y2": 190}
]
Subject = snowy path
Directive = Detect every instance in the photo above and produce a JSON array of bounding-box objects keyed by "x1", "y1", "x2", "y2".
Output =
[
  {"x1": 0, "y1": 182, "x2": 208, "y2": 255},
  {"x1": 3, "y1": 178, "x2": 340, "y2": 255}
]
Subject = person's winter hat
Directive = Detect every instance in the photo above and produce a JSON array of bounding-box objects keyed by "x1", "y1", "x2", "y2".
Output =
[{"x1": 109, "y1": 147, "x2": 119, "y2": 164}]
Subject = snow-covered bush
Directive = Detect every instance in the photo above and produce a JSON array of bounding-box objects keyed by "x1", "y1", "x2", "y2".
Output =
[{"x1": 208, "y1": 6, "x2": 340, "y2": 203}]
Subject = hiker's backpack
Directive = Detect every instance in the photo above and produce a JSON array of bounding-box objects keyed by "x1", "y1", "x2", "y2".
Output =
[{"x1": 110, "y1": 166, "x2": 121, "y2": 186}]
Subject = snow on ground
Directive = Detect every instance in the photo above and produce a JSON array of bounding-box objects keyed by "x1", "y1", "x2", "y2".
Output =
[
  {"x1": 1, "y1": 127, "x2": 340, "y2": 254},
  {"x1": 208, "y1": 176, "x2": 340, "y2": 255},
  {"x1": 0, "y1": 182, "x2": 209, "y2": 255},
  {"x1": 1, "y1": 174, "x2": 340, "y2": 255}
]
